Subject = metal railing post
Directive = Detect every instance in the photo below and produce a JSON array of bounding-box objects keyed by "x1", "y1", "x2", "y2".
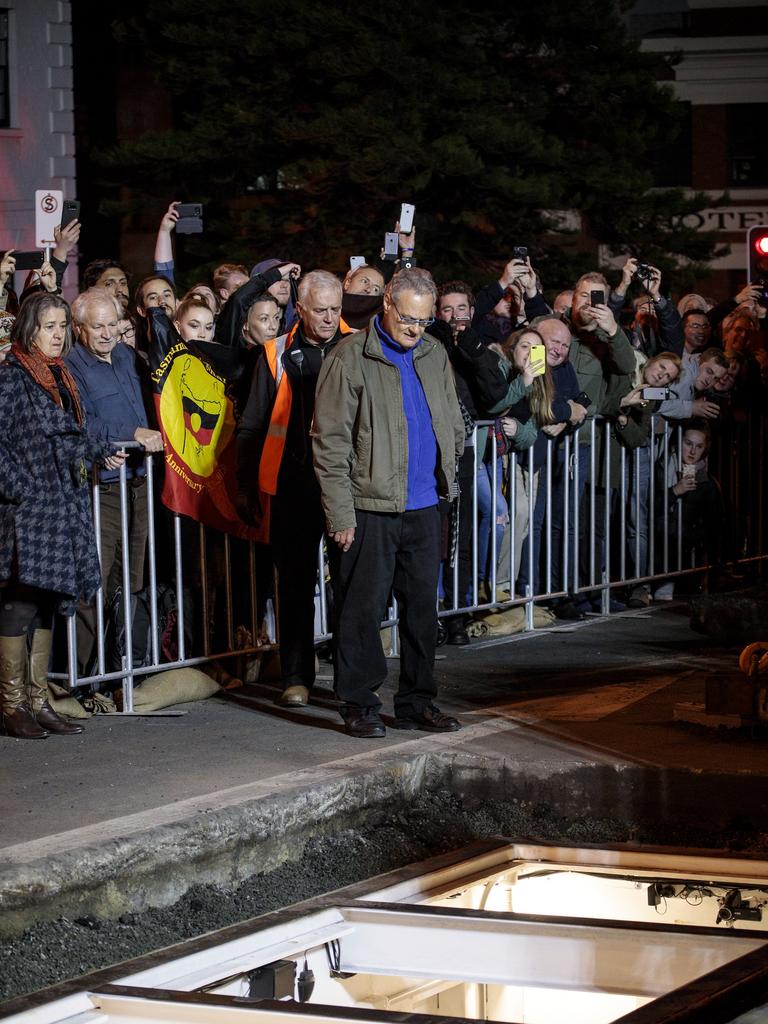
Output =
[
  {"x1": 118, "y1": 457, "x2": 134, "y2": 713},
  {"x1": 145, "y1": 453, "x2": 159, "y2": 666}
]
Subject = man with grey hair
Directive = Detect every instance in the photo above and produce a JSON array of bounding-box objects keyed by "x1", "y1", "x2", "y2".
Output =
[
  {"x1": 66, "y1": 288, "x2": 163, "y2": 670},
  {"x1": 313, "y1": 268, "x2": 465, "y2": 738},
  {"x1": 237, "y1": 268, "x2": 353, "y2": 707}
]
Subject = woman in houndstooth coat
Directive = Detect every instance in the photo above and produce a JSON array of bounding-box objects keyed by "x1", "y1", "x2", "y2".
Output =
[{"x1": 0, "y1": 292, "x2": 120, "y2": 739}]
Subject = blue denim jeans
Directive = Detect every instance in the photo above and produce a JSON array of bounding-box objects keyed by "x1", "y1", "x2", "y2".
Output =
[{"x1": 476, "y1": 457, "x2": 508, "y2": 584}]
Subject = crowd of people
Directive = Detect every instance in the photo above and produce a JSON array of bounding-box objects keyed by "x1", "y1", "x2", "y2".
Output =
[{"x1": 1, "y1": 203, "x2": 766, "y2": 740}]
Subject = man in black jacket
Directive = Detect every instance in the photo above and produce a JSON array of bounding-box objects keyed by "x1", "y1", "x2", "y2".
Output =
[{"x1": 236, "y1": 270, "x2": 352, "y2": 707}]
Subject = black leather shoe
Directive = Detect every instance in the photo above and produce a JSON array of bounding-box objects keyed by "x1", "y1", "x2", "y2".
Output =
[
  {"x1": 394, "y1": 705, "x2": 461, "y2": 732},
  {"x1": 446, "y1": 616, "x2": 470, "y2": 646},
  {"x1": 553, "y1": 600, "x2": 586, "y2": 621},
  {"x1": 343, "y1": 707, "x2": 386, "y2": 739},
  {"x1": 36, "y1": 701, "x2": 84, "y2": 735}
]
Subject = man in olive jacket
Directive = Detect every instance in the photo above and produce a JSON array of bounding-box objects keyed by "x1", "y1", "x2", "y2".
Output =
[{"x1": 312, "y1": 268, "x2": 465, "y2": 739}]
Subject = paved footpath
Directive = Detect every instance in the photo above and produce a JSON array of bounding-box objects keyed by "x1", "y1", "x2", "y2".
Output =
[{"x1": 2, "y1": 602, "x2": 767, "y2": 933}]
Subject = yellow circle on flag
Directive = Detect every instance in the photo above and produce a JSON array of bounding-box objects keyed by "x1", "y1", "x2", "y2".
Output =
[{"x1": 159, "y1": 353, "x2": 234, "y2": 479}]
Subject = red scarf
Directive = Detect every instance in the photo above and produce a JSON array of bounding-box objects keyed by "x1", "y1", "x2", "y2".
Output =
[{"x1": 11, "y1": 342, "x2": 84, "y2": 425}]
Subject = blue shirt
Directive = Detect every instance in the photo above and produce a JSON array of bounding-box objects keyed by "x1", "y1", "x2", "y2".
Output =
[
  {"x1": 65, "y1": 342, "x2": 150, "y2": 482},
  {"x1": 375, "y1": 316, "x2": 438, "y2": 510}
]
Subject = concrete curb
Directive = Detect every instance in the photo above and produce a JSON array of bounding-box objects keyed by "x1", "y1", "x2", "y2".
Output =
[{"x1": 2, "y1": 717, "x2": 767, "y2": 937}]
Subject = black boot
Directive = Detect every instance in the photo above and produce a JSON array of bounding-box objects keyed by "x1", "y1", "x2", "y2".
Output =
[{"x1": 446, "y1": 614, "x2": 470, "y2": 646}]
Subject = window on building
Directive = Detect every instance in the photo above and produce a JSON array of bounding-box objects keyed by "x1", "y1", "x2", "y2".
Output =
[
  {"x1": 729, "y1": 104, "x2": 768, "y2": 187},
  {"x1": 0, "y1": 10, "x2": 9, "y2": 129},
  {"x1": 651, "y1": 101, "x2": 691, "y2": 187}
]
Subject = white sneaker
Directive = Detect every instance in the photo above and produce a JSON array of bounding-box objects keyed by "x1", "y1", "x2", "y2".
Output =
[{"x1": 653, "y1": 582, "x2": 675, "y2": 601}]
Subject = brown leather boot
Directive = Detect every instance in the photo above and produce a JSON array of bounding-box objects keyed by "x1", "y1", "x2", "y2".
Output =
[
  {"x1": 0, "y1": 634, "x2": 49, "y2": 739},
  {"x1": 28, "y1": 629, "x2": 83, "y2": 736}
]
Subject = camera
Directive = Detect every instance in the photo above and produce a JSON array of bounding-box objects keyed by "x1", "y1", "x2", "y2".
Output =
[
  {"x1": 450, "y1": 315, "x2": 471, "y2": 328},
  {"x1": 512, "y1": 246, "x2": 528, "y2": 260},
  {"x1": 641, "y1": 386, "x2": 671, "y2": 401},
  {"x1": 634, "y1": 261, "x2": 652, "y2": 279}
]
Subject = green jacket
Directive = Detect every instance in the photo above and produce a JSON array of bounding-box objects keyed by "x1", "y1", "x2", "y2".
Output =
[
  {"x1": 567, "y1": 323, "x2": 637, "y2": 444},
  {"x1": 485, "y1": 361, "x2": 537, "y2": 452},
  {"x1": 312, "y1": 321, "x2": 465, "y2": 533}
]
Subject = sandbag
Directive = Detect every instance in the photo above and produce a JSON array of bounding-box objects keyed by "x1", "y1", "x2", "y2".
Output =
[
  {"x1": 131, "y1": 667, "x2": 220, "y2": 711},
  {"x1": 47, "y1": 688, "x2": 91, "y2": 719},
  {"x1": 468, "y1": 604, "x2": 555, "y2": 638}
]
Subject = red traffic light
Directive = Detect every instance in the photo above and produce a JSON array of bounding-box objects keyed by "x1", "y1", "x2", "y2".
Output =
[{"x1": 748, "y1": 224, "x2": 768, "y2": 281}]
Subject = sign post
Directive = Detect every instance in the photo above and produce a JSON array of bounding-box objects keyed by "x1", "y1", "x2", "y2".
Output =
[{"x1": 35, "y1": 189, "x2": 63, "y2": 249}]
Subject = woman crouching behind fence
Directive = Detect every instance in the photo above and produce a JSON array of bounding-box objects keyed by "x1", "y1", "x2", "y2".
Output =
[{"x1": 0, "y1": 293, "x2": 124, "y2": 738}]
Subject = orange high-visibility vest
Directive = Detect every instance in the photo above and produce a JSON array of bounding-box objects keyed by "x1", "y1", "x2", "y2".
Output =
[{"x1": 258, "y1": 318, "x2": 354, "y2": 496}]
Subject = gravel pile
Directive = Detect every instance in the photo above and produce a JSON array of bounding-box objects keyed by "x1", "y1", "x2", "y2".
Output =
[{"x1": 3, "y1": 789, "x2": 766, "y2": 1004}]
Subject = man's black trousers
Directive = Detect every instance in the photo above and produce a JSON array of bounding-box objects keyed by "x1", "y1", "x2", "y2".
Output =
[
  {"x1": 270, "y1": 488, "x2": 326, "y2": 690},
  {"x1": 332, "y1": 506, "x2": 440, "y2": 716}
]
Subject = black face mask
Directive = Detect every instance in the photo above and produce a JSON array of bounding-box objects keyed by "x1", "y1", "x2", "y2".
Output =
[{"x1": 342, "y1": 292, "x2": 383, "y2": 329}]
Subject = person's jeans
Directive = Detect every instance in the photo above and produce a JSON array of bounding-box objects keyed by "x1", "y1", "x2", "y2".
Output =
[
  {"x1": 476, "y1": 457, "x2": 508, "y2": 585},
  {"x1": 627, "y1": 444, "x2": 653, "y2": 580}
]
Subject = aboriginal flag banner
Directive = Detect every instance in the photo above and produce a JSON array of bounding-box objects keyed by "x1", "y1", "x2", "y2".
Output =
[{"x1": 149, "y1": 320, "x2": 259, "y2": 541}]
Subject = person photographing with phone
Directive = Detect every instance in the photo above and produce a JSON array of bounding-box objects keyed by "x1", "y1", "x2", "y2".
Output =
[
  {"x1": 471, "y1": 251, "x2": 550, "y2": 346},
  {"x1": 601, "y1": 352, "x2": 683, "y2": 607},
  {"x1": 653, "y1": 421, "x2": 723, "y2": 601},
  {"x1": 546, "y1": 273, "x2": 637, "y2": 619}
]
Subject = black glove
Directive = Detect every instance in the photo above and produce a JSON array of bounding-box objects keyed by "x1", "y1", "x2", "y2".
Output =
[
  {"x1": 455, "y1": 325, "x2": 487, "y2": 359},
  {"x1": 427, "y1": 317, "x2": 453, "y2": 353}
]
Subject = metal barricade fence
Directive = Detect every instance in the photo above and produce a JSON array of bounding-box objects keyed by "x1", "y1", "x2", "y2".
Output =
[{"x1": 53, "y1": 413, "x2": 768, "y2": 706}]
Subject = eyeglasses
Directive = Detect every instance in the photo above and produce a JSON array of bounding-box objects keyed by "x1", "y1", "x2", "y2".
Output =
[
  {"x1": 391, "y1": 300, "x2": 434, "y2": 328},
  {"x1": 119, "y1": 326, "x2": 136, "y2": 339}
]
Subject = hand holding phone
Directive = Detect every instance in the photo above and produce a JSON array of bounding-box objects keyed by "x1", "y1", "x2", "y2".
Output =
[
  {"x1": 399, "y1": 203, "x2": 415, "y2": 234},
  {"x1": 60, "y1": 199, "x2": 80, "y2": 231},
  {"x1": 12, "y1": 250, "x2": 44, "y2": 272},
  {"x1": 641, "y1": 386, "x2": 670, "y2": 401},
  {"x1": 175, "y1": 203, "x2": 203, "y2": 234},
  {"x1": 383, "y1": 232, "x2": 399, "y2": 260},
  {"x1": 530, "y1": 343, "x2": 546, "y2": 376}
]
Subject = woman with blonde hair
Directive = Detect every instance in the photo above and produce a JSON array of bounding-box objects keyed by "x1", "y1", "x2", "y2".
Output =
[
  {"x1": 603, "y1": 350, "x2": 683, "y2": 606},
  {"x1": 482, "y1": 326, "x2": 573, "y2": 598}
]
